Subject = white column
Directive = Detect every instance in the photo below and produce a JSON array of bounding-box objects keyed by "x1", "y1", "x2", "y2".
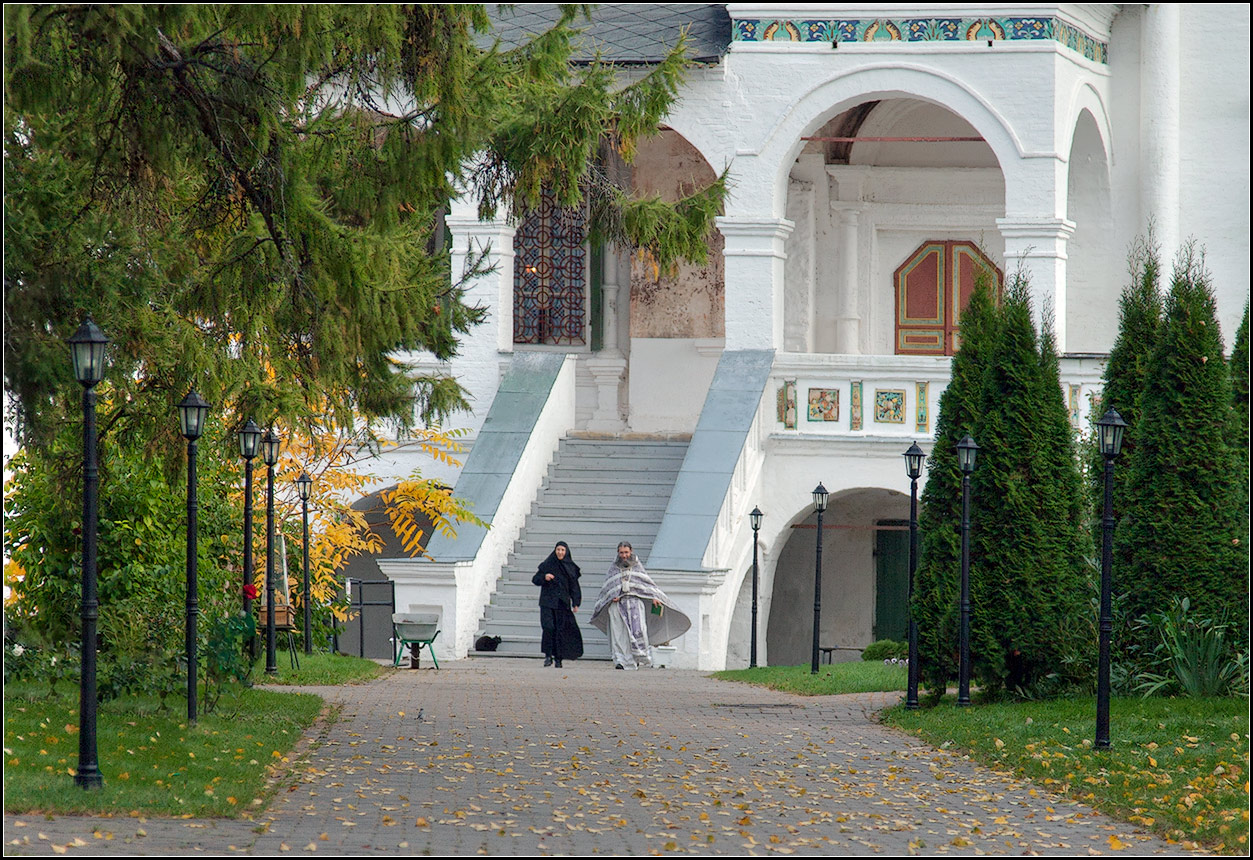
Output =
[
  {"x1": 585, "y1": 244, "x2": 627, "y2": 432},
  {"x1": 718, "y1": 216, "x2": 794, "y2": 351},
  {"x1": 996, "y1": 217, "x2": 1076, "y2": 350},
  {"x1": 1140, "y1": 3, "x2": 1181, "y2": 256},
  {"x1": 834, "y1": 205, "x2": 862, "y2": 354},
  {"x1": 445, "y1": 198, "x2": 517, "y2": 435}
]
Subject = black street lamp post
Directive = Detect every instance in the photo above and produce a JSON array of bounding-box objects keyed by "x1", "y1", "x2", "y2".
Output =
[
  {"x1": 178, "y1": 390, "x2": 211, "y2": 724},
  {"x1": 810, "y1": 483, "x2": 829, "y2": 675},
  {"x1": 261, "y1": 430, "x2": 281, "y2": 675},
  {"x1": 296, "y1": 472, "x2": 313, "y2": 656},
  {"x1": 904, "y1": 442, "x2": 926, "y2": 710},
  {"x1": 749, "y1": 506, "x2": 763, "y2": 669},
  {"x1": 238, "y1": 420, "x2": 262, "y2": 660},
  {"x1": 1095, "y1": 408, "x2": 1127, "y2": 749},
  {"x1": 69, "y1": 317, "x2": 108, "y2": 790},
  {"x1": 956, "y1": 435, "x2": 978, "y2": 707}
]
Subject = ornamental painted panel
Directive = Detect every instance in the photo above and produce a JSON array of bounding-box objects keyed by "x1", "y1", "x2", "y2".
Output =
[
  {"x1": 850, "y1": 381, "x2": 863, "y2": 430},
  {"x1": 1069, "y1": 384, "x2": 1083, "y2": 428},
  {"x1": 915, "y1": 382, "x2": 930, "y2": 433},
  {"x1": 875, "y1": 390, "x2": 907, "y2": 424},
  {"x1": 777, "y1": 380, "x2": 798, "y2": 429},
  {"x1": 513, "y1": 187, "x2": 587, "y2": 345},
  {"x1": 807, "y1": 388, "x2": 839, "y2": 422}
]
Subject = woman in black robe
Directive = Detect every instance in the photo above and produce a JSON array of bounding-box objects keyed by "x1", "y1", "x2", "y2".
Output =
[{"x1": 532, "y1": 541, "x2": 584, "y2": 667}]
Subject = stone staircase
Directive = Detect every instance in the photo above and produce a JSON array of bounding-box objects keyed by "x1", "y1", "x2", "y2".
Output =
[{"x1": 471, "y1": 435, "x2": 690, "y2": 660}]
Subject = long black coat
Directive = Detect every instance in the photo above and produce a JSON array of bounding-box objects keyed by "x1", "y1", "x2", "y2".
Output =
[
  {"x1": 532, "y1": 546, "x2": 582, "y2": 609},
  {"x1": 532, "y1": 543, "x2": 583, "y2": 660}
]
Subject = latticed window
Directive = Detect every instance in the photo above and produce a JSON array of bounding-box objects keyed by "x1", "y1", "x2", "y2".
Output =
[
  {"x1": 513, "y1": 187, "x2": 588, "y2": 345},
  {"x1": 894, "y1": 240, "x2": 1002, "y2": 355}
]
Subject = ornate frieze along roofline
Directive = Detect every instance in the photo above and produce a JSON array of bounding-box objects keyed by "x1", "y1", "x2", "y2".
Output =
[{"x1": 727, "y1": 4, "x2": 1114, "y2": 63}]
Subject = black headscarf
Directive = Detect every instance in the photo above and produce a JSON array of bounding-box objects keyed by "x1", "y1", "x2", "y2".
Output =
[{"x1": 534, "y1": 541, "x2": 581, "y2": 607}]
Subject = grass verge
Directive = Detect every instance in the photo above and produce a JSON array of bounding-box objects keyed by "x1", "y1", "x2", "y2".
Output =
[
  {"x1": 249, "y1": 650, "x2": 385, "y2": 686},
  {"x1": 4, "y1": 680, "x2": 324, "y2": 818},
  {"x1": 882, "y1": 695, "x2": 1249, "y2": 853},
  {"x1": 711, "y1": 661, "x2": 908, "y2": 695}
]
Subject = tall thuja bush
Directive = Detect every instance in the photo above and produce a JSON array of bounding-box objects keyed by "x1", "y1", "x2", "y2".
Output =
[
  {"x1": 968, "y1": 274, "x2": 1091, "y2": 695},
  {"x1": 1090, "y1": 237, "x2": 1163, "y2": 531},
  {"x1": 913, "y1": 276, "x2": 1000, "y2": 697},
  {"x1": 1231, "y1": 301, "x2": 1249, "y2": 554},
  {"x1": 1116, "y1": 245, "x2": 1246, "y2": 637}
]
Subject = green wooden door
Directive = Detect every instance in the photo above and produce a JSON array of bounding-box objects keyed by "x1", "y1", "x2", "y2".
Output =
[{"x1": 874, "y1": 521, "x2": 910, "y2": 642}]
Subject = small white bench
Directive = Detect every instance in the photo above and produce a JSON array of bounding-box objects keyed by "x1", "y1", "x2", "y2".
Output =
[{"x1": 392, "y1": 613, "x2": 440, "y2": 669}]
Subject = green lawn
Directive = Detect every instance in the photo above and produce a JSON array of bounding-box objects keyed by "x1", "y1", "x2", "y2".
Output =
[
  {"x1": 715, "y1": 661, "x2": 1250, "y2": 853},
  {"x1": 2, "y1": 653, "x2": 380, "y2": 817},
  {"x1": 711, "y1": 660, "x2": 910, "y2": 695}
]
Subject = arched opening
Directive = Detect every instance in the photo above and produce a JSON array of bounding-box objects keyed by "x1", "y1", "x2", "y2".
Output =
[
  {"x1": 765, "y1": 487, "x2": 909, "y2": 666},
  {"x1": 782, "y1": 98, "x2": 1007, "y2": 356},
  {"x1": 1065, "y1": 108, "x2": 1115, "y2": 352}
]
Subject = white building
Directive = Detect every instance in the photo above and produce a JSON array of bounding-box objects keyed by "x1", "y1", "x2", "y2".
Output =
[{"x1": 365, "y1": 4, "x2": 1250, "y2": 669}]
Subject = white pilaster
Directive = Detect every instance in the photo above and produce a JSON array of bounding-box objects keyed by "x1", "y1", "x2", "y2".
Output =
[
  {"x1": 1140, "y1": 3, "x2": 1181, "y2": 256},
  {"x1": 718, "y1": 216, "x2": 794, "y2": 352},
  {"x1": 834, "y1": 205, "x2": 862, "y2": 354},
  {"x1": 996, "y1": 217, "x2": 1076, "y2": 350},
  {"x1": 445, "y1": 199, "x2": 517, "y2": 434}
]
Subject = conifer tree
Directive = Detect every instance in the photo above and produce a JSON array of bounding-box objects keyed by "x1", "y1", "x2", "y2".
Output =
[
  {"x1": 913, "y1": 276, "x2": 999, "y2": 696},
  {"x1": 1090, "y1": 237, "x2": 1163, "y2": 533},
  {"x1": 967, "y1": 275, "x2": 1090, "y2": 694},
  {"x1": 1115, "y1": 245, "x2": 1245, "y2": 629},
  {"x1": 3, "y1": 5, "x2": 725, "y2": 447},
  {"x1": 1231, "y1": 300, "x2": 1249, "y2": 550}
]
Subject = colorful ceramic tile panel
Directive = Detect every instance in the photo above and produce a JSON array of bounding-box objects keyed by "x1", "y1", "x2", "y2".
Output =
[
  {"x1": 875, "y1": 389, "x2": 907, "y2": 424},
  {"x1": 850, "y1": 381, "x2": 863, "y2": 430},
  {"x1": 1069, "y1": 384, "x2": 1082, "y2": 428},
  {"x1": 807, "y1": 388, "x2": 840, "y2": 422},
  {"x1": 732, "y1": 15, "x2": 1107, "y2": 63},
  {"x1": 777, "y1": 380, "x2": 798, "y2": 429},
  {"x1": 915, "y1": 382, "x2": 929, "y2": 433}
]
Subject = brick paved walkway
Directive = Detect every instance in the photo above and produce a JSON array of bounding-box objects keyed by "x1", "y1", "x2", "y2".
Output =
[{"x1": 4, "y1": 660, "x2": 1196, "y2": 855}]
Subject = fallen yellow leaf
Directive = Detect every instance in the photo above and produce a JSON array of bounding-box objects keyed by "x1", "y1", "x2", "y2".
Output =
[{"x1": 1109, "y1": 835, "x2": 1128, "y2": 850}]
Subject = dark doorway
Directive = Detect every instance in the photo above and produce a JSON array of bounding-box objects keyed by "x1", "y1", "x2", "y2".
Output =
[{"x1": 874, "y1": 520, "x2": 910, "y2": 642}]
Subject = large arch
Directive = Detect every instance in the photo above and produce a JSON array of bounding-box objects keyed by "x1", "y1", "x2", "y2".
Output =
[
  {"x1": 1065, "y1": 107, "x2": 1116, "y2": 352},
  {"x1": 762, "y1": 487, "x2": 909, "y2": 667}
]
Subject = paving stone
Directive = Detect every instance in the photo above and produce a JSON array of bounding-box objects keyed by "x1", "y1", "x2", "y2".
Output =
[{"x1": 2, "y1": 660, "x2": 1196, "y2": 856}]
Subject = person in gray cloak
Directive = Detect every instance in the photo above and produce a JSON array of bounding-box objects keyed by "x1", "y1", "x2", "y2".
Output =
[{"x1": 590, "y1": 541, "x2": 691, "y2": 670}]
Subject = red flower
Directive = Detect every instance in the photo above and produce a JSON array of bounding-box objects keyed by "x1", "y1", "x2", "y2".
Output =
[{"x1": 243, "y1": 583, "x2": 260, "y2": 600}]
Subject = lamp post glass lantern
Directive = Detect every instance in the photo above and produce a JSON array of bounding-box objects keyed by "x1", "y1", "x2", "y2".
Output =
[
  {"x1": 903, "y1": 443, "x2": 925, "y2": 710},
  {"x1": 1095, "y1": 409, "x2": 1127, "y2": 749},
  {"x1": 238, "y1": 420, "x2": 262, "y2": 658},
  {"x1": 810, "y1": 483, "x2": 828, "y2": 675},
  {"x1": 296, "y1": 472, "x2": 313, "y2": 655},
  {"x1": 749, "y1": 506, "x2": 763, "y2": 669},
  {"x1": 956, "y1": 435, "x2": 978, "y2": 707},
  {"x1": 178, "y1": 391, "x2": 210, "y2": 724},
  {"x1": 68, "y1": 317, "x2": 108, "y2": 790},
  {"x1": 262, "y1": 430, "x2": 281, "y2": 675}
]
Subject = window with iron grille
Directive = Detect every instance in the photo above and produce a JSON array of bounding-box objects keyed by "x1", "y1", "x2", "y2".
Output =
[{"x1": 513, "y1": 187, "x2": 588, "y2": 345}]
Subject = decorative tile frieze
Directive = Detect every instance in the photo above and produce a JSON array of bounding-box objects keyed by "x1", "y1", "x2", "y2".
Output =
[
  {"x1": 807, "y1": 388, "x2": 840, "y2": 422},
  {"x1": 733, "y1": 15, "x2": 1107, "y2": 63},
  {"x1": 915, "y1": 382, "x2": 929, "y2": 433},
  {"x1": 1068, "y1": 384, "x2": 1083, "y2": 428},
  {"x1": 850, "y1": 381, "x2": 863, "y2": 431}
]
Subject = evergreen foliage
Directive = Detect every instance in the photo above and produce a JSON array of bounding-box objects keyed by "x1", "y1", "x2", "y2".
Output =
[
  {"x1": 1114, "y1": 245, "x2": 1246, "y2": 637},
  {"x1": 1089, "y1": 237, "x2": 1163, "y2": 530},
  {"x1": 3, "y1": 5, "x2": 725, "y2": 447},
  {"x1": 1230, "y1": 301, "x2": 1249, "y2": 552},
  {"x1": 913, "y1": 277, "x2": 999, "y2": 696},
  {"x1": 968, "y1": 277, "x2": 1091, "y2": 694}
]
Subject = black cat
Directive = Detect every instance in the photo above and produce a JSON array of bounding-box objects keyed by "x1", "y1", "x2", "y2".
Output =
[{"x1": 474, "y1": 634, "x2": 502, "y2": 652}]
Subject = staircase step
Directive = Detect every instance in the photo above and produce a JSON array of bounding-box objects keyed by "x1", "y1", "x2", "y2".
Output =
[{"x1": 474, "y1": 437, "x2": 687, "y2": 647}]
